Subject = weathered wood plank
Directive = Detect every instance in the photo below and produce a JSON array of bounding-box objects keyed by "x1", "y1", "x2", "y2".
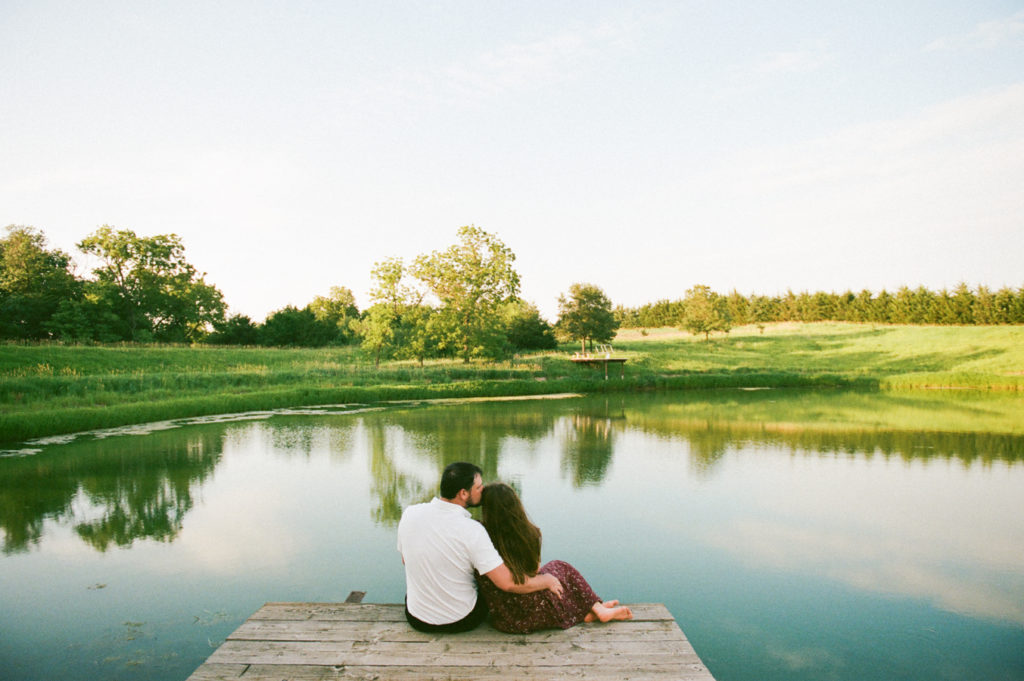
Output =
[
  {"x1": 207, "y1": 639, "x2": 699, "y2": 667},
  {"x1": 249, "y1": 602, "x2": 408, "y2": 622},
  {"x1": 185, "y1": 663, "x2": 248, "y2": 680},
  {"x1": 190, "y1": 662, "x2": 714, "y2": 681},
  {"x1": 250, "y1": 601, "x2": 674, "y2": 622},
  {"x1": 229, "y1": 618, "x2": 687, "y2": 643},
  {"x1": 187, "y1": 602, "x2": 716, "y2": 681}
]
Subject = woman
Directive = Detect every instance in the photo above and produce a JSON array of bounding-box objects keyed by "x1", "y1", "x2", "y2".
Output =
[{"x1": 478, "y1": 482, "x2": 632, "y2": 634}]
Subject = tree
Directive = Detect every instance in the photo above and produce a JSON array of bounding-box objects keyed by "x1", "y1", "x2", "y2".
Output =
[
  {"x1": 205, "y1": 314, "x2": 261, "y2": 345},
  {"x1": 725, "y1": 290, "x2": 749, "y2": 327},
  {"x1": 0, "y1": 225, "x2": 80, "y2": 339},
  {"x1": 47, "y1": 295, "x2": 123, "y2": 343},
  {"x1": 359, "y1": 304, "x2": 397, "y2": 367},
  {"x1": 411, "y1": 226, "x2": 520, "y2": 362},
  {"x1": 394, "y1": 304, "x2": 441, "y2": 365},
  {"x1": 309, "y1": 286, "x2": 360, "y2": 344},
  {"x1": 950, "y1": 283, "x2": 975, "y2": 324},
  {"x1": 556, "y1": 283, "x2": 618, "y2": 352},
  {"x1": 77, "y1": 226, "x2": 225, "y2": 341},
  {"x1": 504, "y1": 301, "x2": 557, "y2": 351},
  {"x1": 359, "y1": 258, "x2": 425, "y2": 366},
  {"x1": 748, "y1": 295, "x2": 776, "y2": 333},
  {"x1": 260, "y1": 305, "x2": 334, "y2": 347},
  {"x1": 681, "y1": 285, "x2": 730, "y2": 341}
]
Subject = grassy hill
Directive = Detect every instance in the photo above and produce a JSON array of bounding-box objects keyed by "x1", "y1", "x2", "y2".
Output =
[{"x1": 2, "y1": 322, "x2": 1022, "y2": 444}]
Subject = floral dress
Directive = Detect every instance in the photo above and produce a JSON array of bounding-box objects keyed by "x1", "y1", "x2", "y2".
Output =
[{"x1": 477, "y1": 559, "x2": 602, "y2": 634}]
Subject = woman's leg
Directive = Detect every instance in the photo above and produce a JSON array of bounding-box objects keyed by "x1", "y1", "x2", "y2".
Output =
[{"x1": 538, "y1": 560, "x2": 632, "y2": 626}]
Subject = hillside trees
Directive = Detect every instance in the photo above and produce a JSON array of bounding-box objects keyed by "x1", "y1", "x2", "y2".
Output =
[
  {"x1": 76, "y1": 226, "x2": 225, "y2": 342},
  {"x1": 557, "y1": 283, "x2": 618, "y2": 352},
  {"x1": 617, "y1": 284, "x2": 1024, "y2": 329},
  {"x1": 505, "y1": 300, "x2": 557, "y2": 351},
  {"x1": 206, "y1": 314, "x2": 261, "y2": 345},
  {"x1": 260, "y1": 305, "x2": 335, "y2": 346},
  {"x1": 0, "y1": 225, "x2": 80, "y2": 339},
  {"x1": 309, "y1": 286, "x2": 360, "y2": 345},
  {"x1": 412, "y1": 225, "x2": 520, "y2": 362},
  {"x1": 8, "y1": 221, "x2": 1024, "y2": 350},
  {"x1": 360, "y1": 257, "x2": 429, "y2": 366}
]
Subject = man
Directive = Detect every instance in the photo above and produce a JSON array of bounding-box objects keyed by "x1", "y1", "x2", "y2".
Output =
[{"x1": 397, "y1": 461, "x2": 563, "y2": 632}]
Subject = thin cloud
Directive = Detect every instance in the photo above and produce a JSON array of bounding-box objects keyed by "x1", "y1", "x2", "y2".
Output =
[
  {"x1": 925, "y1": 9, "x2": 1024, "y2": 51},
  {"x1": 754, "y1": 44, "x2": 832, "y2": 75},
  {"x1": 380, "y1": 17, "x2": 639, "y2": 107}
]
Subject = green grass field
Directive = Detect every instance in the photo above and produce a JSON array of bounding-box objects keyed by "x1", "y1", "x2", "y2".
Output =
[{"x1": 2, "y1": 322, "x2": 1022, "y2": 444}]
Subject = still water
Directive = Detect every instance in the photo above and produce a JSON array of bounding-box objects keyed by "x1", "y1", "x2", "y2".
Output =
[{"x1": 2, "y1": 389, "x2": 1023, "y2": 681}]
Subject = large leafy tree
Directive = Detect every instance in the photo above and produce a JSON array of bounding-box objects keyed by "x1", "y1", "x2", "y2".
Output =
[
  {"x1": 0, "y1": 225, "x2": 80, "y2": 339},
  {"x1": 77, "y1": 226, "x2": 225, "y2": 341},
  {"x1": 411, "y1": 226, "x2": 520, "y2": 362},
  {"x1": 557, "y1": 283, "x2": 618, "y2": 352}
]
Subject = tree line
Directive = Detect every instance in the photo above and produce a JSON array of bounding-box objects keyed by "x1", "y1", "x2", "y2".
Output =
[
  {"x1": 616, "y1": 283, "x2": 1024, "y2": 335},
  {"x1": 5, "y1": 222, "x2": 1019, "y2": 355},
  {"x1": 0, "y1": 224, "x2": 620, "y2": 359}
]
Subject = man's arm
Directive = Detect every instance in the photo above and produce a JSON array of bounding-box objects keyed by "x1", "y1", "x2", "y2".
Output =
[{"x1": 484, "y1": 563, "x2": 564, "y2": 597}]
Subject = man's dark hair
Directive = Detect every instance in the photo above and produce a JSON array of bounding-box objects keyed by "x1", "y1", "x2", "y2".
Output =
[{"x1": 440, "y1": 462, "x2": 482, "y2": 499}]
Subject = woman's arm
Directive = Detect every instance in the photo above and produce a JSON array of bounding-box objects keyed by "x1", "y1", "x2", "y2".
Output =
[{"x1": 484, "y1": 563, "x2": 564, "y2": 597}]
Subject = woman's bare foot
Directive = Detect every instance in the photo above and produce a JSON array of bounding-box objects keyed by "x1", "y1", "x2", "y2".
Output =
[
  {"x1": 584, "y1": 600, "x2": 620, "y2": 622},
  {"x1": 588, "y1": 601, "x2": 633, "y2": 623}
]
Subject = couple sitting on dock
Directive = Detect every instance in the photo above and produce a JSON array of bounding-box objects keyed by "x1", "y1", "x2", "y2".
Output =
[{"x1": 397, "y1": 462, "x2": 632, "y2": 634}]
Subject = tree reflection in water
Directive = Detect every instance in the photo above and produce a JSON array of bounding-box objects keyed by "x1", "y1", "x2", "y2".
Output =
[
  {"x1": 560, "y1": 399, "x2": 623, "y2": 487},
  {"x1": 0, "y1": 427, "x2": 222, "y2": 554},
  {"x1": 360, "y1": 390, "x2": 1024, "y2": 524},
  {"x1": 364, "y1": 401, "x2": 561, "y2": 525},
  {"x1": 3, "y1": 389, "x2": 1022, "y2": 552}
]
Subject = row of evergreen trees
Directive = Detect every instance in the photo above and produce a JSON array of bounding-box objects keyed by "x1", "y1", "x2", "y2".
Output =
[{"x1": 616, "y1": 284, "x2": 1024, "y2": 330}]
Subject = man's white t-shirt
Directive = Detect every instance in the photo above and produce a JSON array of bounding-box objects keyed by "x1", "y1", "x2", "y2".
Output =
[{"x1": 397, "y1": 497, "x2": 504, "y2": 625}]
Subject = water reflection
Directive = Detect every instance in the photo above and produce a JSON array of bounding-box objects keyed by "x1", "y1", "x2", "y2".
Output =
[
  {"x1": 2, "y1": 389, "x2": 1023, "y2": 681},
  {"x1": 362, "y1": 402, "x2": 562, "y2": 524},
  {"x1": 616, "y1": 389, "x2": 1024, "y2": 469},
  {"x1": 560, "y1": 407, "x2": 622, "y2": 486},
  {"x1": 2, "y1": 389, "x2": 1022, "y2": 555},
  {"x1": 0, "y1": 428, "x2": 222, "y2": 554}
]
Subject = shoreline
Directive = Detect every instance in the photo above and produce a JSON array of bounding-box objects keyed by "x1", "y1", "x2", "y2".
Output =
[{"x1": 3, "y1": 322, "x2": 1022, "y2": 445}]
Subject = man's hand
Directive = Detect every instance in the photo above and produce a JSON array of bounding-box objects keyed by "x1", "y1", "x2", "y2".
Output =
[
  {"x1": 537, "y1": 572, "x2": 564, "y2": 597},
  {"x1": 485, "y1": 564, "x2": 564, "y2": 597}
]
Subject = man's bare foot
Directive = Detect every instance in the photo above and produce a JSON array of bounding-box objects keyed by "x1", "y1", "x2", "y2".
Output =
[{"x1": 589, "y1": 601, "x2": 633, "y2": 623}]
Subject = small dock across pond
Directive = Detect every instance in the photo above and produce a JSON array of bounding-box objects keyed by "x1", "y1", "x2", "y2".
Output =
[
  {"x1": 570, "y1": 356, "x2": 627, "y2": 379},
  {"x1": 187, "y1": 600, "x2": 716, "y2": 680}
]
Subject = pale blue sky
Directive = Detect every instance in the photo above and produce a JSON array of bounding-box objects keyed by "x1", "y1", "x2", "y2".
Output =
[{"x1": 3, "y1": 1, "x2": 1023, "y2": 321}]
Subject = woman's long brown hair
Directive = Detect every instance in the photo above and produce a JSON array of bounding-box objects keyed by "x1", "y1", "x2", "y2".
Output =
[{"x1": 480, "y1": 482, "x2": 541, "y2": 585}]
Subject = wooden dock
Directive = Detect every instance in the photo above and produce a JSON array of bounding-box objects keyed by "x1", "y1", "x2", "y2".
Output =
[
  {"x1": 570, "y1": 357, "x2": 627, "y2": 379},
  {"x1": 187, "y1": 601, "x2": 716, "y2": 680}
]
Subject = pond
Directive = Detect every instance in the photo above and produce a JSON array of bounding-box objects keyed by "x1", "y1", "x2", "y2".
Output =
[{"x1": 2, "y1": 389, "x2": 1023, "y2": 681}]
